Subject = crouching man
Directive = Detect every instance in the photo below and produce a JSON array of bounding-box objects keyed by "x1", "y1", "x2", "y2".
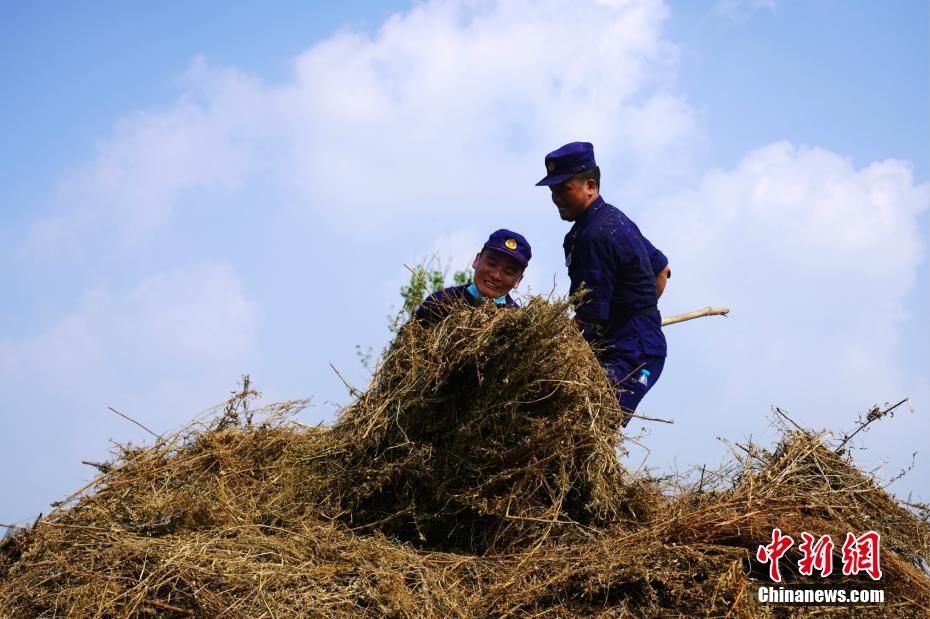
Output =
[{"x1": 415, "y1": 229, "x2": 531, "y2": 326}]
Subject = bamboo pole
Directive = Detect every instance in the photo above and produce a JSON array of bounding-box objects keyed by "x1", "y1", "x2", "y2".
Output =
[{"x1": 661, "y1": 306, "x2": 729, "y2": 327}]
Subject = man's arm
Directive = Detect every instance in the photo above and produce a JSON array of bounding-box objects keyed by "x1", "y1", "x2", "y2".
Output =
[
  {"x1": 655, "y1": 264, "x2": 670, "y2": 299},
  {"x1": 414, "y1": 289, "x2": 450, "y2": 326},
  {"x1": 571, "y1": 233, "x2": 619, "y2": 336},
  {"x1": 572, "y1": 234, "x2": 619, "y2": 324},
  {"x1": 641, "y1": 235, "x2": 669, "y2": 300}
]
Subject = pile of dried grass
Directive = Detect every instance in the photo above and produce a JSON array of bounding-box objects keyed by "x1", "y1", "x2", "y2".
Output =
[
  {"x1": 325, "y1": 298, "x2": 655, "y2": 553},
  {"x1": 1, "y1": 299, "x2": 928, "y2": 617}
]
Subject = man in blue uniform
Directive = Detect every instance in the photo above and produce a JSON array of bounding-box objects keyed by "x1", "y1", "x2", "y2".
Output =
[
  {"x1": 536, "y1": 142, "x2": 670, "y2": 424},
  {"x1": 415, "y1": 229, "x2": 531, "y2": 326}
]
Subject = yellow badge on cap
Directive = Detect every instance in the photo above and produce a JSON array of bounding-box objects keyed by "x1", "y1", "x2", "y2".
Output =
[
  {"x1": 505, "y1": 238, "x2": 518, "y2": 250},
  {"x1": 547, "y1": 160, "x2": 556, "y2": 172}
]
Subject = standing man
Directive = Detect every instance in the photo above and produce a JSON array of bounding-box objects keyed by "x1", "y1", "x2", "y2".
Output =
[{"x1": 536, "y1": 142, "x2": 669, "y2": 424}]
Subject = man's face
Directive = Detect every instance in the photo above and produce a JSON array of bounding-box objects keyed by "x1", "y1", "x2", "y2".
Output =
[
  {"x1": 471, "y1": 250, "x2": 524, "y2": 299},
  {"x1": 549, "y1": 177, "x2": 595, "y2": 221}
]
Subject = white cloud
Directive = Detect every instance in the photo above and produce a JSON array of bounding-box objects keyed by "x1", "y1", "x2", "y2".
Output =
[
  {"x1": 639, "y1": 142, "x2": 929, "y2": 494},
  {"x1": 0, "y1": 264, "x2": 258, "y2": 433},
  {"x1": 280, "y1": 0, "x2": 691, "y2": 229},
  {"x1": 650, "y1": 143, "x2": 926, "y2": 353},
  {"x1": 24, "y1": 0, "x2": 692, "y2": 254},
  {"x1": 22, "y1": 64, "x2": 270, "y2": 260}
]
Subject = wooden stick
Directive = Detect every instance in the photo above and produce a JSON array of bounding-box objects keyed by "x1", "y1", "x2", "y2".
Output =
[
  {"x1": 81, "y1": 460, "x2": 112, "y2": 473},
  {"x1": 330, "y1": 363, "x2": 361, "y2": 398},
  {"x1": 107, "y1": 406, "x2": 161, "y2": 439},
  {"x1": 623, "y1": 411, "x2": 674, "y2": 424},
  {"x1": 834, "y1": 397, "x2": 911, "y2": 453},
  {"x1": 662, "y1": 306, "x2": 730, "y2": 327},
  {"x1": 143, "y1": 599, "x2": 194, "y2": 616}
]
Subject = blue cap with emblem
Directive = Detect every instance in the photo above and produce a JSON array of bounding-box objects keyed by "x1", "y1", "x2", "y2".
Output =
[
  {"x1": 535, "y1": 141, "x2": 597, "y2": 186},
  {"x1": 483, "y1": 229, "x2": 531, "y2": 268}
]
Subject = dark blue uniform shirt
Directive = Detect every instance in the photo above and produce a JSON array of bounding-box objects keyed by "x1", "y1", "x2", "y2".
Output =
[
  {"x1": 564, "y1": 197, "x2": 667, "y2": 358},
  {"x1": 415, "y1": 284, "x2": 518, "y2": 327}
]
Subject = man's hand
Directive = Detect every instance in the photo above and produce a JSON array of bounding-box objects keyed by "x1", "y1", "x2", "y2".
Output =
[{"x1": 656, "y1": 265, "x2": 671, "y2": 299}]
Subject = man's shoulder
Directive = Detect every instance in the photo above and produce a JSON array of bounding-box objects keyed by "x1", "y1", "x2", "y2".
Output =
[
  {"x1": 578, "y1": 202, "x2": 624, "y2": 239},
  {"x1": 421, "y1": 285, "x2": 478, "y2": 311},
  {"x1": 415, "y1": 285, "x2": 472, "y2": 325},
  {"x1": 593, "y1": 200, "x2": 643, "y2": 236},
  {"x1": 597, "y1": 200, "x2": 628, "y2": 223},
  {"x1": 426, "y1": 284, "x2": 469, "y2": 302}
]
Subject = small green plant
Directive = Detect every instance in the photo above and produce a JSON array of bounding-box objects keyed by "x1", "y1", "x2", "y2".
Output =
[
  {"x1": 451, "y1": 269, "x2": 472, "y2": 287},
  {"x1": 389, "y1": 265, "x2": 472, "y2": 334},
  {"x1": 356, "y1": 262, "x2": 473, "y2": 370}
]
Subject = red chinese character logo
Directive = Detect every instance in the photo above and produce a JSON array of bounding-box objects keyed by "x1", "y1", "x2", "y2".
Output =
[
  {"x1": 757, "y1": 528, "x2": 795, "y2": 582},
  {"x1": 798, "y1": 532, "x2": 834, "y2": 577},
  {"x1": 841, "y1": 531, "x2": 882, "y2": 580}
]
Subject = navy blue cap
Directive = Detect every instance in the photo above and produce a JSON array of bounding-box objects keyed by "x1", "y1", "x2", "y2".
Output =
[
  {"x1": 483, "y1": 229, "x2": 531, "y2": 268},
  {"x1": 535, "y1": 141, "x2": 597, "y2": 186}
]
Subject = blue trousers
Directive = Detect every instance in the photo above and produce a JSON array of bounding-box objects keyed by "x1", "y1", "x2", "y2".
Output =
[{"x1": 603, "y1": 354, "x2": 665, "y2": 426}]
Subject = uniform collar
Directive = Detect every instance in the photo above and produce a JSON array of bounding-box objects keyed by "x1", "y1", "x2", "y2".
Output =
[
  {"x1": 578, "y1": 196, "x2": 605, "y2": 223},
  {"x1": 466, "y1": 282, "x2": 508, "y2": 306},
  {"x1": 569, "y1": 196, "x2": 605, "y2": 233}
]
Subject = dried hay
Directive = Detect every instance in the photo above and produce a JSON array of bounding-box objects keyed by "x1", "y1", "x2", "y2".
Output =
[
  {"x1": 326, "y1": 298, "x2": 654, "y2": 553},
  {"x1": 1, "y1": 299, "x2": 928, "y2": 617}
]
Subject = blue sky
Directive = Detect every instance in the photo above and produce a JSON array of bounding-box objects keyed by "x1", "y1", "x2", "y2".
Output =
[
  {"x1": 670, "y1": 1, "x2": 928, "y2": 175},
  {"x1": 2, "y1": 0, "x2": 928, "y2": 525}
]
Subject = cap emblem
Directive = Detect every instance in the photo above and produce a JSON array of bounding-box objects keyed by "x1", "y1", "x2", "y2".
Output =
[
  {"x1": 505, "y1": 238, "x2": 518, "y2": 250},
  {"x1": 546, "y1": 160, "x2": 556, "y2": 172}
]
